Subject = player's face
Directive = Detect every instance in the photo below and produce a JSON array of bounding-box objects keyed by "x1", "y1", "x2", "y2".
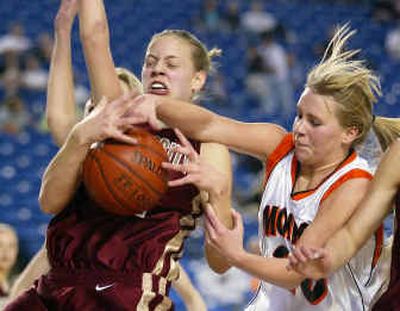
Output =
[
  {"x1": 0, "y1": 229, "x2": 18, "y2": 272},
  {"x1": 142, "y1": 35, "x2": 202, "y2": 101},
  {"x1": 292, "y1": 88, "x2": 351, "y2": 168}
]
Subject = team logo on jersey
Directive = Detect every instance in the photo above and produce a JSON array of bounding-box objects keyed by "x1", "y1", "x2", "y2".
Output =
[
  {"x1": 263, "y1": 204, "x2": 309, "y2": 244},
  {"x1": 262, "y1": 204, "x2": 328, "y2": 305},
  {"x1": 157, "y1": 136, "x2": 190, "y2": 165}
]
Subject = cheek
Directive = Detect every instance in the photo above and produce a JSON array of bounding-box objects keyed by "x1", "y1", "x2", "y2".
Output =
[{"x1": 170, "y1": 73, "x2": 193, "y2": 96}]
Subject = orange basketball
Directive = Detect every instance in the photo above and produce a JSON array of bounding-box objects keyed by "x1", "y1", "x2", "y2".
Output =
[{"x1": 82, "y1": 127, "x2": 168, "y2": 216}]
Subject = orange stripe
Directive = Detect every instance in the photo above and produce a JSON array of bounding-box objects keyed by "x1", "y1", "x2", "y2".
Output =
[
  {"x1": 372, "y1": 225, "x2": 384, "y2": 270},
  {"x1": 292, "y1": 150, "x2": 359, "y2": 201},
  {"x1": 320, "y1": 169, "x2": 373, "y2": 203},
  {"x1": 263, "y1": 134, "x2": 294, "y2": 188}
]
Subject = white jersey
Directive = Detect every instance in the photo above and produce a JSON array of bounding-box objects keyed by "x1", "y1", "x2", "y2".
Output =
[{"x1": 247, "y1": 134, "x2": 387, "y2": 311}]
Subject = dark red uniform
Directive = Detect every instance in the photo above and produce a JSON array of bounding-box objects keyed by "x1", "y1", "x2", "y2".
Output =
[
  {"x1": 6, "y1": 129, "x2": 201, "y2": 311},
  {"x1": 373, "y1": 192, "x2": 400, "y2": 311}
]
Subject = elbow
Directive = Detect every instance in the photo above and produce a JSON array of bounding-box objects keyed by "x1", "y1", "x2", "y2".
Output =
[
  {"x1": 209, "y1": 262, "x2": 231, "y2": 274},
  {"x1": 205, "y1": 246, "x2": 231, "y2": 274},
  {"x1": 38, "y1": 186, "x2": 59, "y2": 215}
]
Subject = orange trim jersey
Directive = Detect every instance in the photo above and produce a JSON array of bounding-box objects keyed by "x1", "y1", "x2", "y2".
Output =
[{"x1": 246, "y1": 134, "x2": 387, "y2": 311}]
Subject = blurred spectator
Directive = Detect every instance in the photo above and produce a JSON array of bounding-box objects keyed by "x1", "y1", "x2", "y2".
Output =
[
  {"x1": 385, "y1": 22, "x2": 400, "y2": 61},
  {"x1": 20, "y1": 54, "x2": 48, "y2": 91},
  {"x1": 194, "y1": 0, "x2": 221, "y2": 33},
  {"x1": 0, "y1": 96, "x2": 31, "y2": 134},
  {"x1": 245, "y1": 45, "x2": 270, "y2": 108},
  {"x1": 206, "y1": 71, "x2": 228, "y2": 105},
  {"x1": 241, "y1": 0, "x2": 277, "y2": 38},
  {"x1": 372, "y1": 0, "x2": 400, "y2": 22},
  {"x1": 0, "y1": 23, "x2": 31, "y2": 55},
  {"x1": 313, "y1": 25, "x2": 336, "y2": 59},
  {"x1": 0, "y1": 224, "x2": 18, "y2": 302},
  {"x1": 258, "y1": 31, "x2": 293, "y2": 118},
  {"x1": 222, "y1": 1, "x2": 241, "y2": 33},
  {"x1": 0, "y1": 51, "x2": 21, "y2": 97},
  {"x1": 30, "y1": 32, "x2": 53, "y2": 68}
]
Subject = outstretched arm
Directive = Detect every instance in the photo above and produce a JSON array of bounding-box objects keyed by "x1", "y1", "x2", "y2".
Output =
[
  {"x1": 9, "y1": 246, "x2": 50, "y2": 299},
  {"x1": 46, "y1": 0, "x2": 79, "y2": 147},
  {"x1": 78, "y1": 0, "x2": 121, "y2": 103},
  {"x1": 39, "y1": 96, "x2": 138, "y2": 215},
  {"x1": 131, "y1": 95, "x2": 287, "y2": 161},
  {"x1": 288, "y1": 139, "x2": 400, "y2": 279}
]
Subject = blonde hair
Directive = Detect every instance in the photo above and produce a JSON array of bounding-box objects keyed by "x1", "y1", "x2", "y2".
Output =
[
  {"x1": 149, "y1": 29, "x2": 221, "y2": 74},
  {"x1": 115, "y1": 67, "x2": 143, "y2": 93},
  {"x1": 307, "y1": 25, "x2": 400, "y2": 150},
  {"x1": 84, "y1": 68, "x2": 142, "y2": 116}
]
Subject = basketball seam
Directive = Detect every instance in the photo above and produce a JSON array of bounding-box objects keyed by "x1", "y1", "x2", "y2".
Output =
[
  {"x1": 106, "y1": 140, "x2": 167, "y2": 158},
  {"x1": 101, "y1": 146, "x2": 165, "y2": 197}
]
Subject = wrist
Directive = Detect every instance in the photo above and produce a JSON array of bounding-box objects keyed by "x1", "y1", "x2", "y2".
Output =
[
  {"x1": 229, "y1": 248, "x2": 247, "y2": 267},
  {"x1": 69, "y1": 123, "x2": 93, "y2": 150}
]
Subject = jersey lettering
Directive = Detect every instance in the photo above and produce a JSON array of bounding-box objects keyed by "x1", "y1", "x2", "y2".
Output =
[{"x1": 265, "y1": 205, "x2": 329, "y2": 305}]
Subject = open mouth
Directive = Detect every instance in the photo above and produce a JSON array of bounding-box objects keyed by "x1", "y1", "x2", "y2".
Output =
[{"x1": 149, "y1": 81, "x2": 169, "y2": 95}]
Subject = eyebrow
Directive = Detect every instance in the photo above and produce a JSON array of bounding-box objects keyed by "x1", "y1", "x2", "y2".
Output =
[{"x1": 146, "y1": 54, "x2": 180, "y2": 61}]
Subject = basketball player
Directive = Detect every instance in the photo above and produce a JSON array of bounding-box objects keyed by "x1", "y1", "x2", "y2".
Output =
[
  {"x1": 287, "y1": 140, "x2": 400, "y2": 311},
  {"x1": 127, "y1": 25, "x2": 400, "y2": 310},
  {"x1": 4, "y1": 1, "x2": 212, "y2": 310}
]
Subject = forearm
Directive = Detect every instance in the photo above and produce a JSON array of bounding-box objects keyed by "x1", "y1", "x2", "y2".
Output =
[
  {"x1": 205, "y1": 191, "x2": 233, "y2": 273},
  {"x1": 156, "y1": 98, "x2": 218, "y2": 141},
  {"x1": 78, "y1": 0, "x2": 121, "y2": 102},
  {"x1": 155, "y1": 98, "x2": 286, "y2": 159},
  {"x1": 232, "y1": 251, "x2": 304, "y2": 289},
  {"x1": 9, "y1": 247, "x2": 50, "y2": 299},
  {"x1": 173, "y1": 264, "x2": 206, "y2": 311},
  {"x1": 46, "y1": 31, "x2": 77, "y2": 147},
  {"x1": 39, "y1": 128, "x2": 89, "y2": 214},
  {"x1": 202, "y1": 143, "x2": 233, "y2": 273}
]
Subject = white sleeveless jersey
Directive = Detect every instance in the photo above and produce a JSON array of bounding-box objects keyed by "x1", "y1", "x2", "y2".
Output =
[{"x1": 246, "y1": 135, "x2": 387, "y2": 311}]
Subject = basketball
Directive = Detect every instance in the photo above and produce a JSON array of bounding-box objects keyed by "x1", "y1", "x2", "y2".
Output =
[{"x1": 82, "y1": 127, "x2": 169, "y2": 216}]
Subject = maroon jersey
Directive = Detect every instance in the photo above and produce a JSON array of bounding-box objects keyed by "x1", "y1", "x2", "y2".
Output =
[
  {"x1": 373, "y1": 192, "x2": 400, "y2": 311},
  {"x1": 6, "y1": 129, "x2": 201, "y2": 311}
]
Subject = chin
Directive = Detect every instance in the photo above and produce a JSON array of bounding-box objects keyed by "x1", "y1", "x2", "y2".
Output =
[{"x1": 294, "y1": 149, "x2": 311, "y2": 163}]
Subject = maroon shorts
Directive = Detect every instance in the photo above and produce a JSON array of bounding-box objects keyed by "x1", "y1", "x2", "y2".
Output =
[{"x1": 6, "y1": 269, "x2": 173, "y2": 311}]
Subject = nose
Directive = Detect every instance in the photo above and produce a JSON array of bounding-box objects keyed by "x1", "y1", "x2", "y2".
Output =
[
  {"x1": 151, "y1": 62, "x2": 166, "y2": 77},
  {"x1": 293, "y1": 117, "x2": 306, "y2": 135}
]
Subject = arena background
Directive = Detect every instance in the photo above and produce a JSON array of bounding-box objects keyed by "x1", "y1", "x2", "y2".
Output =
[{"x1": 0, "y1": 0, "x2": 399, "y2": 309}]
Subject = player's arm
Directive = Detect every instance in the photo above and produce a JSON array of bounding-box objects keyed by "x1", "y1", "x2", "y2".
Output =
[
  {"x1": 78, "y1": 0, "x2": 121, "y2": 103},
  {"x1": 46, "y1": 0, "x2": 79, "y2": 147},
  {"x1": 131, "y1": 95, "x2": 286, "y2": 160},
  {"x1": 172, "y1": 263, "x2": 207, "y2": 311},
  {"x1": 39, "y1": 96, "x2": 137, "y2": 215},
  {"x1": 161, "y1": 129, "x2": 233, "y2": 272},
  {"x1": 200, "y1": 142, "x2": 233, "y2": 273},
  {"x1": 317, "y1": 141, "x2": 400, "y2": 275},
  {"x1": 288, "y1": 141, "x2": 400, "y2": 279},
  {"x1": 204, "y1": 173, "x2": 373, "y2": 289},
  {"x1": 9, "y1": 245, "x2": 50, "y2": 299}
]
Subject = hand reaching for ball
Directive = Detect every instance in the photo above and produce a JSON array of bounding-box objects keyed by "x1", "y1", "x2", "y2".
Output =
[
  {"x1": 72, "y1": 93, "x2": 140, "y2": 147},
  {"x1": 161, "y1": 129, "x2": 229, "y2": 203}
]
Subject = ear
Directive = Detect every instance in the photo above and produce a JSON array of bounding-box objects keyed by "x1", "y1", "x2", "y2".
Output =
[
  {"x1": 191, "y1": 70, "x2": 207, "y2": 93},
  {"x1": 342, "y1": 126, "x2": 360, "y2": 145}
]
